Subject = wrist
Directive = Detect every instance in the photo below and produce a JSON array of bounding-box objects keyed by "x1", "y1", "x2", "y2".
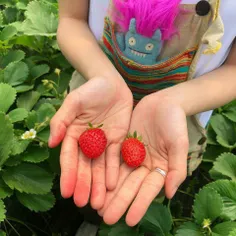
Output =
[{"x1": 143, "y1": 89, "x2": 186, "y2": 115}]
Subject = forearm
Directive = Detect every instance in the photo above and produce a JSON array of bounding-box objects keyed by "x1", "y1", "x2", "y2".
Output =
[
  {"x1": 57, "y1": 17, "x2": 121, "y2": 81},
  {"x1": 158, "y1": 63, "x2": 236, "y2": 116}
]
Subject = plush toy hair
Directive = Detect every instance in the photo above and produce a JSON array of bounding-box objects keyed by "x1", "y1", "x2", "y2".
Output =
[{"x1": 111, "y1": 0, "x2": 181, "y2": 40}]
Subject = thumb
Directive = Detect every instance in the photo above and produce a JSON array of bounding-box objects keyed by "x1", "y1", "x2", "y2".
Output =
[
  {"x1": 49, "y1": 92, "x2": 79, "y2": 148},
  {"x1": 165, "y1": 136, "x2": 189, "y2": 199}
]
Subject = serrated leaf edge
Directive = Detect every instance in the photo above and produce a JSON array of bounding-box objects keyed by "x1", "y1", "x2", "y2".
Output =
[
  {"x1": 4, "y1": 61, "x2": 29, "y2": 86},
  {"x1": 193, "y1": 186, "x2": 224, "y2": 225}
]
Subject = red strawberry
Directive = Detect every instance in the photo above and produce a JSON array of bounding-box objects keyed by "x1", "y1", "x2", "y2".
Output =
[
  {"x1": 79, "y1": 123, "x2": 107, "y2": 159},
  {"x1": 121, "y1": 131, "x2": 146, "y2": 168}
]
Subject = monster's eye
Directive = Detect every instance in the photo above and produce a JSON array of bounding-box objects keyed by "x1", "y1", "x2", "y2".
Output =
[
  {"x1": 129, "y1": 37, "x2": 136, "y2": 46},
  {"x1": 145, "y1": 43, "x2": 154, "y2": 51}
]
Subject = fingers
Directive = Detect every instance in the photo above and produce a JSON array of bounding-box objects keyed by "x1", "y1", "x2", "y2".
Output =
[
  {"x1": 98, "y1": 163, "x2": 133, "y2": 216},
  {"x1": 103, "y1": 167, "x2": 149, "y2": 225},
  {"x1": 60, "y1": 134, "x2": 79, "y2": 198},
  {"x1": 125, "y1": 171, "x2": 165, "y2": 227},
  {"x1": 49, "y1": 92, "x2": 79, "y2": 148},
  {"x1": 165, "y1": 137, "x2": 189, "y2": 199},
  {"x1": 90, "y1": 154, "x2": 106, "y2": 210},
  {"x1": 73, "y1": 151, "x2": 92, "y2": 207},
  {"x1": 105, "y1": 143, "x2": 121, "y2": 190}
]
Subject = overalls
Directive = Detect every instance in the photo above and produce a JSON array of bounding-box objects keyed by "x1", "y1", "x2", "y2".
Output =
[{"x1": 70, "y1": 0, "x2": 223, "y2": 175}]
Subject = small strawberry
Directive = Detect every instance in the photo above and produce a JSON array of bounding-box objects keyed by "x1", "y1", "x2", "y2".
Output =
[
  {"x1": 121, "y1": 131, "x2": 146, "y2": 168},
  {"x1": 79, "y1": 123, "x2": 107, "y2": 159}
]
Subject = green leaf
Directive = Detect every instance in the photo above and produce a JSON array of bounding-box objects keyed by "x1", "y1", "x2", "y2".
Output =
[
  {"x1": 0, "y1": 12, "x2": 3, "y2": 26},
  {"x1": 0, "y1": 83, "x2": 16, "y2": 113},
  {"x1": 210, "y1": 114, "x2": 236, "y2": 148},
  {"x1": 23, "y1": 146, "x2": 49, "y2": 163},
  {"x1": 2, "y1": 163, "x2": 54, "y2": 194},
  {"x1": 37, "y1": 127, "x2": 50, "y2": 142},
  {"x1": 16, "y1": 2, "x2": 27, "y2": 10},
  {"x1": 203, "y1": 145, "x2": 229, "y2": 163},
  {"x1": 222, "y1": 101, "x2": 236, "y2": 122},
  {"x1": 99, "y1": 221, "x2": 138, "y2": 236},
  {"x1": 229, "y1": 229, "x2": 236, "y2": 236},
  {"x1": 34, "y1": 98, "x2": 62, "y2": 110},
  {"x1": 4, "y1": 155, "x2": 22, "y2": 167},
  {"x1": 139, "y1": 202, "x2": 172, "y2": 235},
  {"x1": 0, "y1": 177, "x2": 13, "y2": 199},
  {"x1": 209, "y1": 168, "x2": 229, "y2": 181},
  {"x1": 10, "y1": 137, "x2": 30, "y2": 156},
  {"x1": 12, "y1": 35, "x2": 42, "y2": 52},
  {"x1": 212, "y1": 222, "x2": 236, "y2": 236},
  {"x1": 17, "y1": 91, "x2": 41, "y2": 111},
  {"x1": 25, "y1": 110, "x2": 37, "y2": 129},
  {"x1": 16, "y1": 191, "x2": 55, "y2": 212},
  {"x1": 8, "y1": 108, "x2": 28, "y2": 123},
  {"x1": 0, "y1": 112, "x2": 14, "y2": 165},
  {"x1": 211, "y1": 153, "x2": 236, "y2": 181},
  {"x1": 207, "y1": 180, "x2": 236, "y2": 220},
  {"x1": 25, "y1": 103, "x2": 56, "y2": 132},
  {"x1": 206, "y1": 124, "x2": 218, "y2": 145},
  {"x1": 4, "y1": 61, "x2": 29, "y2": 86},
  {"x1": 0, "y1": 25, "x2": 17, "y2": 41},
  {"x1": 37, "y1": 103, "x2": 56, "y2": 123},
  {"x1": 57, "y1": 72, "x2": 72, "y2": 94},
  {"x1": 22, "y1": 1, "x2": 58, "y2": 36},
  {"x1": 176, "y1": 222, "x2": 204, "y2": 236},
  {"x1": 14, "y1": 84, "x2": 34, "y2": 93},
  {"x1": 0, "y1": 200, "x2": 6, "y2": 223},
  {"x1": 1, "y1": 50, "x2": 25, "y2": 68},
  {"x1": 3, "y1": 7, "x2": 17, "y2": 24},
  {"x1": 0, "y1": 230, "x2": 6, "y2": 236},
  {"x1": 31, "y1": 64, "x2": 50, "y2": 79},
  {"x1": 193, "y1": 187, "x2": 223, "y2": 225}
]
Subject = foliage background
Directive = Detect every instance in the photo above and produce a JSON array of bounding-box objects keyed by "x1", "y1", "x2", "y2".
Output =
[{"x1": 0, "y1": 0, "x2": 236, "y2": 235}]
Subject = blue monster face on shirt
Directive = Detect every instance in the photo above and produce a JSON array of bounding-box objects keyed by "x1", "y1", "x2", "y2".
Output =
[{"x1": 116, "y1": 18, "x2": 163, "y2": 65}]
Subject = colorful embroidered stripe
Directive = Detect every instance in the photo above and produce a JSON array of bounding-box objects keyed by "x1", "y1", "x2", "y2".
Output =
[{"x1": 101, "y1": 17, "x2": 197, "y2": 104}]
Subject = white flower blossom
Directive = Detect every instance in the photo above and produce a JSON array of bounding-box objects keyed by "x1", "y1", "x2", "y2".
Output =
[{"x1": 21, "y1": 129, "x2": 37, "y2": 140}]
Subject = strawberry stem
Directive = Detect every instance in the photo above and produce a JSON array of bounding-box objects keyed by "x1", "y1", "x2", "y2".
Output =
[
  {"x1": 88, "y1": 123, "x2": 93, "y2": 128},
  {"x1": 133, "y1": 131, "x2": 137, "y2": 138}
]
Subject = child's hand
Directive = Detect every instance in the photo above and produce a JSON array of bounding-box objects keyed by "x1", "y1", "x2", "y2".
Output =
[
  {"x1": 49, "y1": 76, "x2": 133, "y2": 209},
  {"x1": 98, "y1": 94, "x2": 189, "y2": 226}
]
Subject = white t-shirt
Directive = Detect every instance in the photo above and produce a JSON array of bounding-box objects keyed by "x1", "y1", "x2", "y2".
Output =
[{"x1": 88, "y1": 0, "x2": 236, "y2": 127}]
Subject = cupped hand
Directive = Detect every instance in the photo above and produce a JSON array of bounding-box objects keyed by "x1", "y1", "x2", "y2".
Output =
[
  {"x1": 49, "y1": 76, "x2": 133, "y2": 210},
  {"x1": 98, "y1": 93, "x2": 189, "y2": 226}
]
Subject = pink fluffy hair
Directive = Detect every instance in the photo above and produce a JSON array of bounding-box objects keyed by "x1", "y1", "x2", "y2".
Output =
[{"x1": 111, "y1": 0, "x2": 181, "y2": 40}]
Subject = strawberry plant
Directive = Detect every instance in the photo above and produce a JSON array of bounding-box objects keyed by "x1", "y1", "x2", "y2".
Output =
[{"x1": 0, "y1": 0, "x2": 77, "y2": 234}]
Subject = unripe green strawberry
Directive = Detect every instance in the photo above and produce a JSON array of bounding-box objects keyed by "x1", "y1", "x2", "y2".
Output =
[
  {"x1": 79, "y1": 123, "x2": 107, "y2": 159},
  {"x1": 121, "y1": 131, "x2": 146, "y2": 168}
]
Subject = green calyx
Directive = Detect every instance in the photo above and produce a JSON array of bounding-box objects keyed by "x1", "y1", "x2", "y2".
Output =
[
  {"x1": 127, "y1": 131, "x2": 142, "y2": 142},
  {"x1": 88, "y1": 122, "x2": 103, "y2": 129}
]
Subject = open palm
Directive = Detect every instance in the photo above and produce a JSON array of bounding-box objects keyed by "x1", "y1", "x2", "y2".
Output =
[
  {"x1": 49, "y1": 77, "x2": 133, "y2": 210},
  {"x1": 99, "y1": 94, "x2": 189, "y2": 226}
]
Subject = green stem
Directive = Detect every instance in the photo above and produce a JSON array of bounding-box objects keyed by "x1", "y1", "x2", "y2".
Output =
[
  {"x1": 177, "y1": 190, "x2": 194, "y2": 198},
  {"x1": 7, "y1": 217, "x2": 36, "y2": 235},
  {"x1": 200, "y1": 172, "x2": 211, "y2": 183},
  {"x1": 3, "y1": 221, "x2": 8, "y2": 235},
  {"x1": 173, "y1": 217, "x2": 193, "y2": 222},
  {"x1": 5, "y1": 219, "x2": 20, "y2": 236}
]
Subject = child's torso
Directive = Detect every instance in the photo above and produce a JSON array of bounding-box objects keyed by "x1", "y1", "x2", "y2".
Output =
[{"x1": 88, "y1": 0, "x2": 236, "y2": 127}]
